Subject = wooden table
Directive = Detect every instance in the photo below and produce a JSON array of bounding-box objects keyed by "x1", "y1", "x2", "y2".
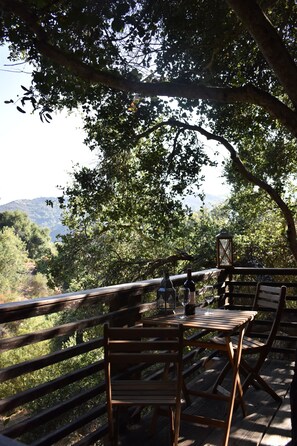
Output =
[{"x1": 143, "y1": 308, "x2": 257, "y2": 446}]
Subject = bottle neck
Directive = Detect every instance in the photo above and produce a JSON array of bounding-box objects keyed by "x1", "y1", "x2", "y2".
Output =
[{"x1": 184, "y1": 269, "x2": 195, "y2": 303}]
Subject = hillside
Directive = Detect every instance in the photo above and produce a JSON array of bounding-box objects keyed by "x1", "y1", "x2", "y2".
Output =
[
  {"x1": 0, "y1": 197, "x2": 67, "y2": 241},
  {"x1": 184, "y1": 193, "x2": 226, "y2": 209}
]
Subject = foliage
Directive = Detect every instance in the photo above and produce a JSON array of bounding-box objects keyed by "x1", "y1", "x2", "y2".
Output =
[
  {"x1": 0, "y1": 210, "x2": 54, "y2": 262},
  {"x1": 222, "y1": 188, "x2": 295, "y2": 268},
  {"x1": 48, "y1": 206, "x2": 225, "y2": 290},
  {"x1": 1, "y1": 310, "x2": 104, "y2": 436},
  {"x1": 0, "y1": 211, "x2": 58, "y2": 300},
  {"x1": 23, "y1": 271, "x2": 52, "y2": 298},
  {"x1": 0, "y1": 226, "x2": 29, "y2": 296},
  {"x1": 1, "y1": 0, "x2": 297, "y2": 267}
]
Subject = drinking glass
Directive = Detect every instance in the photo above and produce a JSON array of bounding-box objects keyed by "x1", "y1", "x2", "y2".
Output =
[
  {"x1": 180, "y1": 287, "x2": 189, "y2": 319},
  {"x1": 205, "y1": 285, "x2": 214, "y2": 305},
  {"x1": 204, "y1": 285, "x2": 214, "y2": 315}
]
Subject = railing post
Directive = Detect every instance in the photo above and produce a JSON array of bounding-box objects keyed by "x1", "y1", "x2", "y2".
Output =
[
  {"x1": 227, "y1": 269, "x2": 234, "y2": 308},
  {"x1": 216, "y1": 268, "x2": 234, "y2": 308},
  {"x1": 109, "y1": 291, "x2": 143, "y2": 327}
]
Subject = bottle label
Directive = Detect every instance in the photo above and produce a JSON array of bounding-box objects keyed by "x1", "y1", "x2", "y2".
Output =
[{"x1": 189, "y1": 291, "x2": 195, "y2": 304}]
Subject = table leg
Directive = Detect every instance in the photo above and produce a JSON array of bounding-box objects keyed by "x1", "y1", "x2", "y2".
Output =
[{"x1": 222, "y1": 326, "x2": 246, "y2": 446}]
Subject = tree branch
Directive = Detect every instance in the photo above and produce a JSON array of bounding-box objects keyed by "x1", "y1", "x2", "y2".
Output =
[
  {"x1": 112, "y1": 251, "x2": 194, "y2": 281},
  {"x1": 226, "y1": 0, "x2": 297, "y2": 109},
  {"x1": 1, "y1": 0, "x2": 297, "y2": 136},
  {"x1": 142, "y1": 118, "x2": 297, "y2": 261}
]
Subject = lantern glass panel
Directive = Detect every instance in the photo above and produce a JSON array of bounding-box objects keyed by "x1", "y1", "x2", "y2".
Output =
[
  {"x1": 216, "y1": 230, "x2": 233, "y2": 268},
  {"x1": 219, "y1": 239, "x2": 232, "y2": 265},
  {"x1": 156, "y1": 272, "x2": 176, "y2": 313}
]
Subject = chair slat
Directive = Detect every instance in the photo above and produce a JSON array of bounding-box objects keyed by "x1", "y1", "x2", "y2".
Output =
[
  {"x1": 112, "y1": 381, "x2": 177, "y2": 389},
  {"x1": 108, "y1": 352, "x2": 179, "y2": 364},
  {"x1": 257, "y1": 298, "x2": 279, "y2": 309},
  {"x1": 107, "y1": 326, "x2": 181, "y2": 339},
  {"x1": 108, "y1": 340, "x2": 180, "y2": 352}
]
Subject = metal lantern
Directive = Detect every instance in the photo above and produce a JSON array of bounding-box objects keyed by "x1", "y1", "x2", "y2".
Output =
[
  {"x1": 156, "y1": 271, "x2": 176, "y2": 313},
  {"x1": 216, "y1": 229, "x2": 234, "y2": 268}
]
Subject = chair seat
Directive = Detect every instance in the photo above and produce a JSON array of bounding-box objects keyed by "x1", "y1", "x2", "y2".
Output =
[
  {"x1": 239, "y1": 336, "x2": 265, "y2": 351},
  {"x1": 212, "y1": 335, "x2": 265, "y2": 351},
  {"x1": 111, "y1": 380, "x2": 178, "y2": 405}
]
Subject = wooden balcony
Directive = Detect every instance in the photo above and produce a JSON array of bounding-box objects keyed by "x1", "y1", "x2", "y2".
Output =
[{"x1": 1, "y1": 267, "x2": 296, "y2": 446}]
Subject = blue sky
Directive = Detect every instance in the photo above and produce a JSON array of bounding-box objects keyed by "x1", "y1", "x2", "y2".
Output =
[
  {"x1": 0, "y1": 45, "x2": 228, "y2": 206},
  {"x1": 0, "y1": 45, "x2": 96, "y2": 205}
]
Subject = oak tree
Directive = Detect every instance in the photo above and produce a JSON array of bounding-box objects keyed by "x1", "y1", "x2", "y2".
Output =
[{"x1": 1, "y1": 0, "x2": 297, "y2": 263}]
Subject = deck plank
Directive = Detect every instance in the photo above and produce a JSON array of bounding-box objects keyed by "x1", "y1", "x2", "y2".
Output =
[
  {"x1": 260, "y1": 391, "x2": 292, "y2": 446},
  {"x1": 116, "y1": 357, "x2": 294, "y2": 446}
]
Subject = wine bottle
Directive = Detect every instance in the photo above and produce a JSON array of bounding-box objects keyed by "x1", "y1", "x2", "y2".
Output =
[
  {"x1": 184, "y1": 269, "x2": 195, "y2": 303},
  {"x1": 184, "y1": 268, "x2": 196, "y2": 315}
]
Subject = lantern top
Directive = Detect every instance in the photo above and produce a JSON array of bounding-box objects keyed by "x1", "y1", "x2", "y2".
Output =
[
  {"x1": 160, "y1": 270, "x2": 174, "y2": 289},
  {"x1": 216, "y1": 229, "x2": 233, "y2": 240}
]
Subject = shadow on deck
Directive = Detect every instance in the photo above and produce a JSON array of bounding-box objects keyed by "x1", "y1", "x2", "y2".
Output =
[{"x1": 116, "y1": 357, "x2": 294, "y2": 446}]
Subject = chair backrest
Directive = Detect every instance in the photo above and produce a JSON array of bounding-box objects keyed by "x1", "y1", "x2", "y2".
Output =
[
  {"x1": 104, "y1": 325, "x2": 184, "y2": 446},
  {"x1": 248, "y1": 283, "x2": 286, "y2": 349},
  {"x1": 104, "y1": 324, "x2": 184, "y2": 379}
]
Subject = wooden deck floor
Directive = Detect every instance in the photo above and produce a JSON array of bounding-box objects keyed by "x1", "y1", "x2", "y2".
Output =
[{"x1": 116, "y1": 357, "x2": 294, "y2": 446}]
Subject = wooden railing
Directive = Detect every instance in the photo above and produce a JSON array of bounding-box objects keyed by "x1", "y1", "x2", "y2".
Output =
[{"x1": 0, "y1": 267, "x2": 296, "y2": 446}]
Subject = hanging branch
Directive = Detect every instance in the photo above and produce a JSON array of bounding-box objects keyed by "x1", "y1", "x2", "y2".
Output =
[{"x1": 136, "y1": 118, "x2": 297, "y2": 263}]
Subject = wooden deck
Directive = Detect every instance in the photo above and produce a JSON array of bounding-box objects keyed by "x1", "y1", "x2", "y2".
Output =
[{"x1": 116, "y1": 357, "x2": 294, "y2": 446}]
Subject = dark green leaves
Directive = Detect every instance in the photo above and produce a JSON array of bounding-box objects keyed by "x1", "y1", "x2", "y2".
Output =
[{"x1": 112, "y1": 18, "x2": 125, "y2": 33}]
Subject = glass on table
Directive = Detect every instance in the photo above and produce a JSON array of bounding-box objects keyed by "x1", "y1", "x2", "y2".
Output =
[
  {"x1": 204, "y1": 285, "x2": 214, "y2": 305},
  {"x1": 202, "y1": 285, "x2": 215, "y2": 315},
  {"x1": 197, "y1": 285, "x2": 215, "y2": 305},
  {"x1": 179, "y1": 286, "x2": 190, "y2": 319}
]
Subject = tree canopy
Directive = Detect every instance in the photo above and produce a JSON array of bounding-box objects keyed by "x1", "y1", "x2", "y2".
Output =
[
  {"x1": 0, "y1": 211, "x2": 57, "y2": 299},
  {"x1": 0, "y1": 210, "x2": 53, "y2": 261},
  {"x1": 49, "y1": 207, "x2": 227, "y2": 289},
  {"x1": 0, "y1": 226, "x2": 29, "y2": 296},
  {"x1": 1, "y1": 0, "x2": 297, "y2": 269},
  {"x1": 1, "y1": 1, "x2": 296, "y2": 126}
]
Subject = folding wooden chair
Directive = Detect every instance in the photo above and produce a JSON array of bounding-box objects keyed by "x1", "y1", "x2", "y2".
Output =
[
  {"x1": 104, "y1": 324, "x2": 184, "y2": 446},
  {"x1": 213, "y1": 283, "x2": 286, "y2": 402}
]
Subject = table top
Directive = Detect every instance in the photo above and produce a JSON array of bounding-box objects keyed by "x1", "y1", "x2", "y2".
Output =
[{"x1": 143, "y1": 308, "x2": 257, "y2": 333}]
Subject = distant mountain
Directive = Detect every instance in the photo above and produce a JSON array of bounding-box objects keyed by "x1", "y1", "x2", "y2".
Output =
[
  {"x1": 0, "y1": 193, "x2": 226, "y2": 242},
  {"x1": 0, "y1": 197, "x2": 68, "y2": 241},
  {"x1": 183, "y1": 193, "x2": 227, "y2": 210}
]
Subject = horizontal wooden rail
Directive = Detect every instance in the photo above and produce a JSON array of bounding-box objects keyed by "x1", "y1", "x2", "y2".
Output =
[
  {"x1": 0, "y1": 267, "x2": 296, "y2": 446},
  {"x1": 0, "y1": 269, "x2": 220, "y2": 323}
]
